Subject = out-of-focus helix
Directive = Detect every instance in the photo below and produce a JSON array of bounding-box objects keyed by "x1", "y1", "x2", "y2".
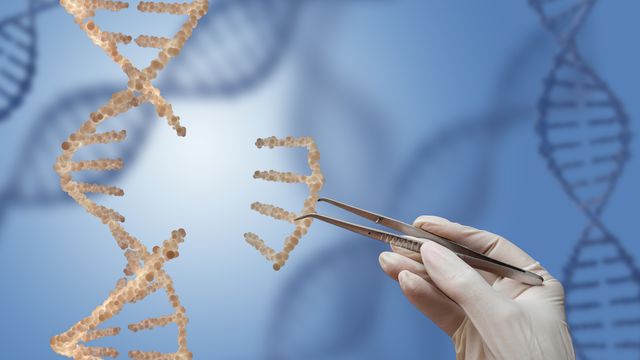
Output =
[
  {"x1": 161, "y1": 0, "x2": 302, "y2": 97},
  {"x1": 0, "y1": 0, "x2": 40, "y2": 121},
  {"x1": 50, "y1": 1, "x2": 208, "y2": 359},
  {"x1": 244, "y1": 136, "x2": 324, "y2": 271},
  {"x1": 529, "y1": 0, "x2": 639, "y2": 358}
]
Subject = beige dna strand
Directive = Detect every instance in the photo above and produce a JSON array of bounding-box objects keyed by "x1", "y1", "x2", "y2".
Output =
[
  {"x1": 244, "y1": 136, "x2": 324, "y2": 271},
  {"x1": 50, "y1": 0, "x2": 208, "y2": 359}
]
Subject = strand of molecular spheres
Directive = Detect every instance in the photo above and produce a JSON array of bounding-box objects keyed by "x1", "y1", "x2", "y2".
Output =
[
  {"x1": 529, "y1": 0, "x2": 639, "y2": 358},
  {"x1": 51, "y1": 1, "x2": 208, "y2": 359},
  {"x1": 245, "y1": 136, "x2": 324, "y2": 271},
  {"x1": 0, "y1": 0, "x2": 38, "y2": 122}
]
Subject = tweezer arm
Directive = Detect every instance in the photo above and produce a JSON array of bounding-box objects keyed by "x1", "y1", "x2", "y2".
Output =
[
  {"x1": 297, "y1": 213, "x2": 425, "y2": 252},
  {"x1": 318, "y1": 198, "x2": 540, "y2": 275},
  {"x1": 298, "y1": 213, "x2": 543, "y2": 286},
  {"x1": 319, "y1": 198, "x2": 482, "y2": 258}
]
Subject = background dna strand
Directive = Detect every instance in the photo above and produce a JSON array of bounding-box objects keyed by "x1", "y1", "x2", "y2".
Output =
[
  {"x1": 0, "y1": 0, "x2": 42, "y2": 121},
  {"x1": 244, "y1": 136, "x2": 324, "y2": 271},
  {"x1": 529, "y1": 0, "x2": 639, "y2": 357},
  {"x1": 162, "y1": 0, "x2": 302, "y2": 97}
]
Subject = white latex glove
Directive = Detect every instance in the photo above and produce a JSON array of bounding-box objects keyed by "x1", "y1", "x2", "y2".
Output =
[{"x1": 378, "y1": 216, "x2": 575, "y2": 360}]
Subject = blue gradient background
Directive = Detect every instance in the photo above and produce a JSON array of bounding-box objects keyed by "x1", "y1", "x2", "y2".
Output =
[{"x1": 0, "y1": 0, "x2": 638, "y2": 359}]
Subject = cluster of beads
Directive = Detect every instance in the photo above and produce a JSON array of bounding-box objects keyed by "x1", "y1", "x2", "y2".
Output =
[
  {"x1": 245, "y1": 136, "x2": 325, "y2": 271},
  {"x1": 50, "y1": 229, "x2": 192, "y2": 359},
  {"x1": 51, "y1": 1, "x2": 209, "y2": 358}
]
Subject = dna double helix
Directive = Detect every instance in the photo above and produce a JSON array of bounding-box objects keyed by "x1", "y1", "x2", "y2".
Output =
[
  {"x1": 50, "y1": 1, "x2": 208, "y2": 358},
  {"x1": 529, "y1": 0, "x2": 639, "y2": 357}
]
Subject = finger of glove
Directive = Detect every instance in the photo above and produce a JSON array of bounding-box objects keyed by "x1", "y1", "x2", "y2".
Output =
[
  {"x1": 414, "y1": 216, "x2": 538, "y2": 284},
  {"x1": 391, "y1": 244, "x2": 423, "y2": 263},
  {"x1": 379, "y1": 251, "x2": 429, "y2": 281},
  {"x1": 398, "y1": 270, "x2": 465, "y2": 336},
  {"x1": 420, "y1": 240, "x2": 512, "y2": 322}
]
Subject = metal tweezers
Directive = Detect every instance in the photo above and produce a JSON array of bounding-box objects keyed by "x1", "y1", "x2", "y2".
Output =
[{"x1": 296, "y1": 198, "x2": 544, "y2": 286}]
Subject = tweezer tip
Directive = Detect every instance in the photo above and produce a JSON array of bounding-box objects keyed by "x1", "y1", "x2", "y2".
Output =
[
  {"x1": 317, "y1": 198, "x2": 329, "y2": 203},
  {"x1": 294, "y1": 213, "x2": 317, "y2": 221}
]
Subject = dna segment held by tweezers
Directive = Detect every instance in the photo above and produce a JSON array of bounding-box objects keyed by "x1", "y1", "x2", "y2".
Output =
[
  {"x1": 529, "y1": 0, "x2": 639, "y2": 358},
  {"x1": 244, "y1": 136, "x2": 325, "y2": 271}
]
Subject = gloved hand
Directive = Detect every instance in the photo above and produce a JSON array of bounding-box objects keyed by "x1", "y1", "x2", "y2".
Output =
[{"x1": 378, "y1": 216, "x2": 575, "y2": 360}]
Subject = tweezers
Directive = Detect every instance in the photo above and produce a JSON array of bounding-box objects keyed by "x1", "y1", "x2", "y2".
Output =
[{"x1": 295, "y1": 198, "x2": 544, "y2": 286}]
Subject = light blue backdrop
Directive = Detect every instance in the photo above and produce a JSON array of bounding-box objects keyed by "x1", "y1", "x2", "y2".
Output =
[{"x1": 0, "y1": 0, "x2": 638, "y2": 359}]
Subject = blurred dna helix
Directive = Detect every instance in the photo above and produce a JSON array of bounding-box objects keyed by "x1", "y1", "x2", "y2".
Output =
[
  {"x1": 159, "y1": 0, "x2": 302, "y2": 97},
  {"x1": 529, "y1": 0, "x2": 639, "y2": 358},
  {"x1": 0, "y1": 0, "x2": 44, "y2": 122}
]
